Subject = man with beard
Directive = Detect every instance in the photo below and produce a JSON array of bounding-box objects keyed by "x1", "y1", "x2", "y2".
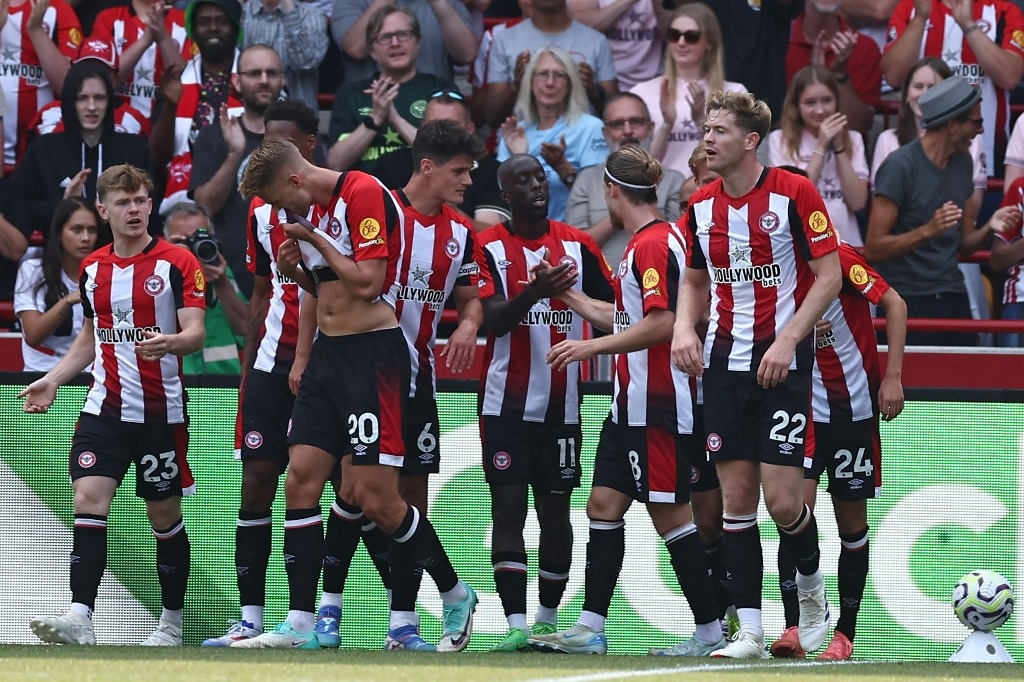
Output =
[
  {"x1": 566, "y1": 93, "x2": 684, "y2": 265},
  {"x1": 153, "y1": 0, "x2": 243, "y2": 216},
  {"x1": 476, "y1": 154, "x2": 614, "y2": 651},
  {"x1": 189, "y1": 44, "x2": 284, "y2": 298}
]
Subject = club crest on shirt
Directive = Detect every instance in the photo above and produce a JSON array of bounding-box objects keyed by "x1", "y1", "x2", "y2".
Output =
[
  {"x1": 445, "y1": 237, "x2": 461, "y2": 259},
  {"x1": 559, "y1": 255, "x2": 577, "y2": 270},
  {"x1": 759, "y1": 211, "x2": 780, "y2": 234},
  {"x1": 327, "y1": 217, "x2": 343, "y2": 240},
  {"x1": 144, "y1": 274, "x2": 165, "y2": 296}
]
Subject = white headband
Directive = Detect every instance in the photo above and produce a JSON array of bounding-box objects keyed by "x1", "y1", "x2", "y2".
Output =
[{"x1": 605, "y1": 166, "x2": 656, "y2": 189}]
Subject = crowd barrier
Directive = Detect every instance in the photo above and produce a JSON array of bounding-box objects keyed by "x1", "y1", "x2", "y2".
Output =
[{"x1": 0, "y1": 374, "x2": 1021, "y2": 658}]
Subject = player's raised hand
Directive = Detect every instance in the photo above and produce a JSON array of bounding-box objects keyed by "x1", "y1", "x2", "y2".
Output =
[
  {"x1": 547, "y1": 338, "x2": 595, "y2": 371},
  {"x1": 18, "y1": 377, "x2": 58, "y2": 413},
  {"x1": 526, "y1": 252, "x2": 577, "y2": 298}
]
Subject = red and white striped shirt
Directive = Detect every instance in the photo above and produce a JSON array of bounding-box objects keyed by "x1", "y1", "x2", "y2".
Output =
[
  {"x1": 684, "y1": 167, "x2": 840, "y2": 373},
  {"x1": 812, "y1": 243, "x2": 889, "y2": 423},
  {"x1": 477, "y1": 220, "x2": 614, "y2": 423},
  {"x1": 995, "y1": 178, "x2": 1024, "y2": 304},
  {"x1": 886, "y1": 0, "x2": 1024, "y2": 174},
  {"x1": 92, "y1": 6, "x2": 192, "y2": 119},
  {"x1": 385, "y1": 190, "x2": 479, "y2": 396},
  {"x1": 247, "y1": 198, "x2": 315, "y2": 375},
  {"x1": 79, "y1": 238, "x2": 206, "y2": 424},
  {"x1": 297, "y1": 171, "x2": 403, "y2": 274},
  {"x1": 611, "y1": 220, "x2": 696, "y2": 432},
  {"x1": 0, "y1": 0, "x2": 82, "y2": 165}
]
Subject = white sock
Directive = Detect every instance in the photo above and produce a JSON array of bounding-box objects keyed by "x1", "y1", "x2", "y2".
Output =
[
  {"x1": 695, "y1": 620, "x2": 723, "y2": 643},
  {"x1": 796, "y1": 569, "x2": 823, "y2": 593},
  {"x1": 241, "y1": 605, "x2": 264, "y2": 630},
  {"x1": 736, "y1": 608, "x2": 763, "y2": 639},
  {"x1": 69, "y1": 603, "x2": 92, "y2": 620},
  {"x1": 439, "y1": 580, "x2": 469, "y2": 605},
  {"x1": 319, "y1": 592, "x2": 343, "y2": 609},
  {"x1": 576, "y1": 610, "x2": 605, "y2": 633},
  {"x1": 390, "y1": 610, "x2": 418, "y2": 630},
  {"x1": 287, "y1": 610, "x2": 315, "y2": 634},
  {"x1": 507, "y1": 613, "x2": 528, "y2": 631},
  {"x1": 535, "y1": 605, "x2": 557, "y2": 626},
  {"x1": 160, "y1": 609, "x2": 183, "y2": 628}
]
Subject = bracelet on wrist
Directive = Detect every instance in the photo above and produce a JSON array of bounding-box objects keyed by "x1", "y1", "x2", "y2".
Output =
[
  {"x1": 962, "y1": 22, "x2": 981, "y2": 36},
  {"x1": 362, "y1": 115, "x2": 381, "y2": 131},
  {"x1": 812, "y1": 150, "x2": 827, "y2": 158}
]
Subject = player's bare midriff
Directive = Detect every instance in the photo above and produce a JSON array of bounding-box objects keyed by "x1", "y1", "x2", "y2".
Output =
[{"x1": 315, "y1": 280, "x2": 397, "y2": 337}]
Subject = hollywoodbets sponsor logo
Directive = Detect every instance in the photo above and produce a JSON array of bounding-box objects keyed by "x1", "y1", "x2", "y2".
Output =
[
  {"x1": 397, "y1": 286, "x2": 445, "y2": 311},
  {"x1": 712, "y1": 262, "x2": 782, "y2": 286},
  {"x1": 614, "y1": 309, "x2": 631, "y2": 332},
  {"x1": 97, "y1": 325, "x2": 161, "y2": 343},
  {"x1": 523, "y1": 307, "x2": 573, "y2": 333}
]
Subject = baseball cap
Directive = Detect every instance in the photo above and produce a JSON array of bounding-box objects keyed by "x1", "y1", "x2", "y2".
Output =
[{"x1": 74, "y1": 38, "x2": 118, "y2": 71}]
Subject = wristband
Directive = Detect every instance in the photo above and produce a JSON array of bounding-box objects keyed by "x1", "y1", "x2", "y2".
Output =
[
  {"x1": 962, "y1": 22, "x2": 982, "y2": 36},
  {"x1": 362, "y1": 115, "x2": 380, "y2": 131}
]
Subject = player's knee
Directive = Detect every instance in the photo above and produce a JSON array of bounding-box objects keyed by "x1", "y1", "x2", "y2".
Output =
[
  {"x1": 490, "y1": 485, "x2": 528, "y2": 532},
  {"x1": 284, "y1": 464, "x2": 325, "y2": 507},
  {"x1": 72, "y1": 481, "x2": 114, "y2": 515},
  {"x1": 145, "y1": 497, "x2": 183, "y2": 529},
  {"x1": 241, "y1": 460, "x2": 280, "y2": 510},
  {"x1": 764, "y1": 494, "x2": 804, "y2": 527}
]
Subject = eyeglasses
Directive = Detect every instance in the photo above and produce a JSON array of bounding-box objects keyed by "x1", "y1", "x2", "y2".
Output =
[
  {"x1": 532, "y1": 70, "x2": 570, "y2": 82},
  {"x1": 962, "y1": 117, "x2": 984, "y2": 128},
  {"x1": 606, "y1": 117, "x2": 649, "y2": 130},
  {"x1": 667, "y1": 28, "x2": 702, "y2": 44},
  {"x1": 372, "y1": 29, "x2": 416, "y2": 46},
  {"x1": 239, "y1": 68, "x2": 283, "y2": 79},
  {"x1": 430, "y1": 89, "x2": 465, "y2": 101}
]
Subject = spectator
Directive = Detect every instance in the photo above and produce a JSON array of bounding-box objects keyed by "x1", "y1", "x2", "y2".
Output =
[
  {"x1": 567, "y1": 0, "x2": 671, "y2": 90},
  {"x1": 693, "y1": 0, "x2": 803, "y2": 124},
  {"x1": 839, "y1": 0, "x2": 901, "y2": 51},
  {"x1": 677, "y1": 142, "x2": 720, "y2": 211},
  {"x1": 241, "y1": 0, "x2": 329, "y2": 110},
  {"x1": 163, "y1": 201, "x2": 247, "y2": 373},
  {"x1": 326, "y1": 5, "x2": 455, "y2": 172},
  {"x1": 768, "y1": 65, "x2": 869, "y2": 246},
  {"x1": 14, "y1": 62, "x2": 151, "y2": 244},
  {"x1": 785, "y1": 0, "x2": 881, "y2": 135},
  {"x1": 630, "y1": 3, "x2": 746, "y2": 178},
  {"x1": 482, "y1": 0, "x2": 618, "y2": 129},
  {"x1": 371, "y1": 91, "x2": 508, "y2": 230},
  {"x1": 990, "y1": 179, "x2": 1024, "y2": 346},
  {"x1": 498, "y1": 46, "x2": 609, "y2": 222},
  {"x1": 92, "y1": 0, "x2": 191, "y2": 120},
  {"x1": 469, "y1": 0, "x2": 527, "y2": 128},
  {"x1": 20, "y1": 39, "x2": 152, "y2": 161},
  {"x1": 333, "y1": 0, "x2": 478, "y2": 86},
  {"x1": 189, "y1": 44, "x2": 284, "y2": 299},
  {"x1": 864, "y1": 76, "x2": 1020, "y2": 346},
  {"x1": 882, "y1": 0, "x2": 1024, "y2": 177},
  {"x1": 13, "y1": 197, "x2": 100, "y2": 372},
  {"x1": 872, "y1": 57, "x2": 989, "y2": 328},
  {"x1": 566, "y1": 91, "x2": 684, "y2": 264},
  {"x1": 0, "y1": 0, "x2": 82, "y2": 166},
  {"x1": 1005, "y1": 114, "x2": 1024, "y2": 186},
  {"x1": 152, "y1": 0, "x2": 243, "y2": 212},
  {"x1": 0, "y1": 179, "x2": 32, "y2": 303}
]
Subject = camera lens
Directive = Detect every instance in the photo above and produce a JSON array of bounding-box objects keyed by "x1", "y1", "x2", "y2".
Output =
[{"x1": 192, "y1": 238, "x2": 219, "y2": 264}]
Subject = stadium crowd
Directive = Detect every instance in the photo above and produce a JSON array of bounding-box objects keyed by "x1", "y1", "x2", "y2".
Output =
[{"x1": 6, "y1": 0, "x2": 1024, "y2": 662}]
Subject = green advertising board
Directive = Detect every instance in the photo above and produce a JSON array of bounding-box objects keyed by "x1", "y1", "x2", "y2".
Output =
[{"x1": 0, "y1": 383, "x2": 1019, "y2": 660}]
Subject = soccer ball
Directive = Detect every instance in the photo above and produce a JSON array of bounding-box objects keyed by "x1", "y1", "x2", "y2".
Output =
[{"x1": 951, "y1": 570, "x2": 1014, "y2": 631}]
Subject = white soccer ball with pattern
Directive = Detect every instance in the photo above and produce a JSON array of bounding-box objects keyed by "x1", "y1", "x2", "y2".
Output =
[{"x1": 952, "y1": 570, "x2": 1014, "y2": 631}]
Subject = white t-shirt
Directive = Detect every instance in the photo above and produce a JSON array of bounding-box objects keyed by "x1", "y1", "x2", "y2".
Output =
[
  {"x1": 767, "y1": 128, "x2": 869, "y2": 247},
  {"x1": 13, "y1": 259, "x2": 84, "y2": 371},
  {"x1": 1005, "y1": 115, "x2": 1024, "y2": 176},
  {"x1": 871, "y1": 128, "x2": 987, "y2": 191},
  {"x1": 569, "y1": 0, "x2": 664, "y2": 90},
  {"x1": 630, "y1": 76, "x2": 747, "y2": 177}
]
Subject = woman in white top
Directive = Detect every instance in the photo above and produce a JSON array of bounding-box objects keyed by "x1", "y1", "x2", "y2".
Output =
[
  {"x1": 14, "y1": 197, "x2": 101, "y2": 371},
  {"x1": 629, "y1": 2, "x2": 746, "y2": 177},
  {"x1": 1006, "y1": 115, "x2": 1024, "y2": 188},
  {"x1": 872, "y1": 57, "x2": 990, "y2": 333},
  {"x1": 768, "y1": 65, "x2": 869, "y2": 247}
]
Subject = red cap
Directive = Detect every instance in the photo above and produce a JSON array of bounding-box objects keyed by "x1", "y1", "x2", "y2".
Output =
[{"x1": 74, "y1": 38, "x2": 119, "y2": 71}]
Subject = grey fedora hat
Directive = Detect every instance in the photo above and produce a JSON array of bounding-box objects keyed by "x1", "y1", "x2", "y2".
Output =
[{"x1": 919, "y1": 76, "x2": 981, "y2": 129}]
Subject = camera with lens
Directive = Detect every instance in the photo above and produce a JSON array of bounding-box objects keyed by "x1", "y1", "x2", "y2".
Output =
[{"x1": 182, "y1": 228, "x2": 223, "y2": 265}]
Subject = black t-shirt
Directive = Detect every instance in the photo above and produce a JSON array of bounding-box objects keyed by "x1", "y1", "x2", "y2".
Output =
[
  {"x1": 188, "y1": 118, "x2": 264, "y2": 299},
  {"x1": 0, "y1": 178, "x2": 34, "y2": 301},
  {"x1": 370, "y1": 149, "x2": 507, "y2": 220}
]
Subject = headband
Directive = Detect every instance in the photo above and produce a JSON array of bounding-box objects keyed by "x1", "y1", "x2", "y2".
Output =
[{"x1": 605, "y1": 166, "x2": 656, "y2": 190}]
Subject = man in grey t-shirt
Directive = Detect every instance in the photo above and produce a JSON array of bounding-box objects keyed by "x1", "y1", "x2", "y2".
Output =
[
  {"x1": 482, "y1": 0, "x2": 618, "y2": 128},
  {"x1": 865, "y1": 76, "x2": 1020, "y2": 346}
]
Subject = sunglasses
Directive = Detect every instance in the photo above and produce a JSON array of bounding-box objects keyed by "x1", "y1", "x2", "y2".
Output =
[
  {"x1": 430, "y1": 89, "x2": 465, "y2": 101},
  {"x1": 667, "y1": 28, "x2": 702, "y2": 45}
]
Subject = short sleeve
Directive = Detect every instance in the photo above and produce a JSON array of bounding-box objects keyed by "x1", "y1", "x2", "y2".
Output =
[
  {"x1": 455, "y1": 226, "x2": 480, "y2": 288},
  {"x1": 487, "y1": 29, "x2": 514, "y2": 85},
  {"x1": 839, "y1": 244, "x2": 889, "y2": 305},
  {"x1": 54, "y1": 0, "x2": 83, "y2": 58},
  {"x1": 342, "y1": 173, "x2": 397, "y2": 262},
  {"x1": 680, "y1": 209, "x2": 706, "y2": 270},
  {"x1": 629, "y1": 230, "x2": 678, "y2": 315},
  {"x1": 872, "y1": 151, "x2": 906, "y2": 206},
  {"x1": 13, "y1": 259, "x2": 44, "y2": 314},
  {"x1": 1007, "y1": 115, "x2": 1024, "y2": 171},
  {"x1": 474, "y1": 235, "x2": 502, "y2": 300},
  {"x1": 578, "y1": 232, "x2": 614, "y2": 303},
  {"x1": 999, "y1": 2, "x2": 1024, "y2": 58},
  {"x1": 176, "y1": 250, "x2": 208, "y2": 310},
  {"x1": 994, "y1": 178, "x2": 1024, "y2": 245},
  {"x1": 792, "y1": 175, "x2": 840, "y2": 260},
  {"x1": 247, "y1": 200, "x2": 271, "y2": 277},
  {"x1": 884, "y1": 0, "x2": 915, "y2": 51}
]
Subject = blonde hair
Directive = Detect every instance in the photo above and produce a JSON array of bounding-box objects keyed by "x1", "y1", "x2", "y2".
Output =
[
  {"x1": 780, "y1": 65, "x2": 849, "y2": 162},
  {"x1": 706, "y1": 90, "x2": 771, "y2": 147},
  {"x1": 605, "y1": 146, "x2": 662, "y2": 205},
  {"x1": 239, "y1": 138, "x2": 303, "y2": 200},
  {"x1": 663, "y1": 3, "x2": 726, "y2": 106},
  {"x1": 513, "y1": 46, "x2": 588, "y2": 126},
  {"x1": 688, "y1": 143, "x2": 707, "y2": 177},
  {"x1": 96, "y1": 164, "x2": 153, "y2": 201}
]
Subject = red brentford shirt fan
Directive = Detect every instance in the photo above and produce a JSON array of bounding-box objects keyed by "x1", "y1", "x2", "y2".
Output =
[
  {"x1": 79, "y1": 237, "x2": 206, "y2": 424},
  {"x1": 684, "y1": 166, "x2": 841, "y2": 373},
  {"x1": 476, "y1": 220, "x2": 613, "y2": 423},
  {"x1": 0, "y1": 0, "x2": 83, "y2": 165},
  {"x1": 384, "y1": 189, "x2": 480, "y2": 396},
  {"x1": 611, "y1": 219, "x2": 697, "y2": 433}
]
